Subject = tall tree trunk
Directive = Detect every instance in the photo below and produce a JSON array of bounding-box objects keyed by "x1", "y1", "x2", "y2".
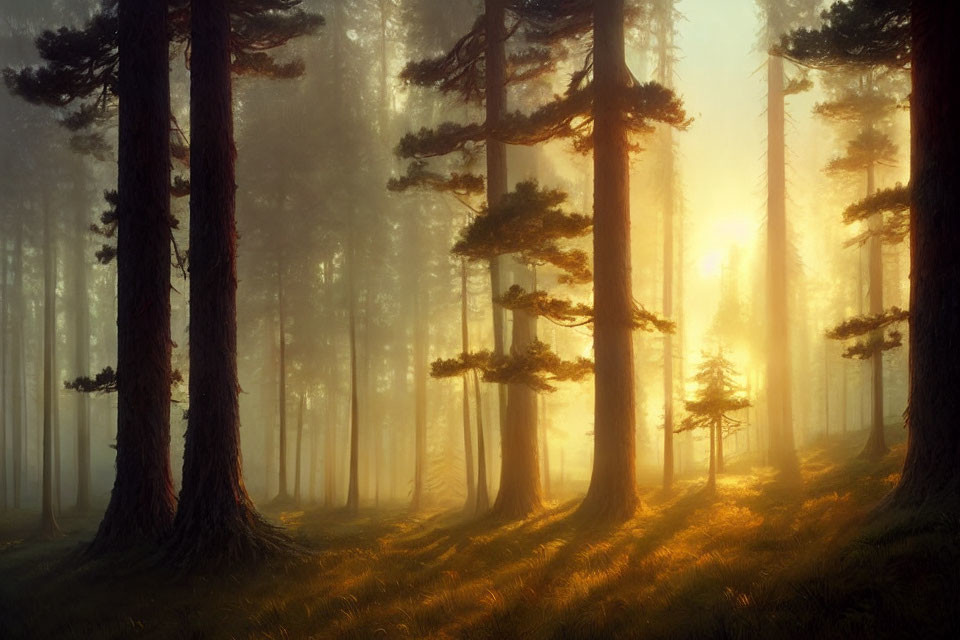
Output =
[
  {"x1": 40, "y1": 199, "x2": 60, "y2": 538},
  {"x1": 294, "y1": 394, "x2": 304, "y2": 506},
  {"x1": 717, "y1": 423, "x2": 725, "y2": 474},
  {"x1": 309, "y1": 394, "x2": 319, "y2": 504},
  {"x1": 73, "y1": 175, "x2": 91, "y2": 511},
  {"x1": 541, "y1": 394, "x2": 550, "y2": 499},
  {"x1": 657, "y1": 1, "x2": 676, "y2": 492},
  {"x1": 346, "y1": 233, "x2": 360, "y2": 513},
  {"x1": 485, "y1": 0, "x2": 508, "y2": 450},
  {"x1": 276, "y1": 265, "x2": 289, "y2": 501},
  {"x1": 323, "y1": 260, "x2": 337, "y2": 509},
  {"x1": 473, "y1": 369, "x2": 489, "y2": 513},
  {"x1": 169, "y1": 0, "x2": 289, "y2": 566},
  {"x1": 90, "y1": 0, "x2": 176, "y2": 553},
  {"x1": 0, "y1": 236, "x2": 7, "y2": 512},
  {"x1": 410, "y1": 273, "x2": 427, "y2": 511},
  {"x1": 707, "y1": 419, "x2": 717, "y2": 491},
  {"x1": 862, "y1": 162, "x2": 887, "y2": 459},
  {"x1": 494, "y1": 259, "x2": 541, "y2": 518},
  {"x1": 11, "y1": 219, "x2": 24, "y2": 510},
  {"x1": 765, "y1": 53, "x2": 798, "y2": 477},
  {"x1": 580, "y1": 0, "x2": 639, "y2": 521},
  {"x1": 889, "y1": 0, "x2": 960, "y2": 510},
  {"x1": 460, "y1": 259, "x2": 476, "y2": 512},
  {"x1": 823, "y1": 341, "x2": 830, "y2": 438}
]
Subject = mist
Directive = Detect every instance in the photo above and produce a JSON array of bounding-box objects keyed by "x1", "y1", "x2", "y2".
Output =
[{"x1": 1, "y1": 1, "x2": 956, "y2": 639}]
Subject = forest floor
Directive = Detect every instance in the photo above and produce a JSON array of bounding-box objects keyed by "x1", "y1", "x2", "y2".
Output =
[{"x1": 2, "y1": 429, "x2": 959, "y2": 640}]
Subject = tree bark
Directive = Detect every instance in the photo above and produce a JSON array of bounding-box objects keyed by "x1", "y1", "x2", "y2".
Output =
[
  {"x1": 169, "y1": 0, "x2": 290, "y2": 566},
  {"x1": 460, "y1": 259, "x2": 476, "y2": 512},
  {"x1": 73, "y1": 172, "x2": 91, "y2": 511},
  {"x1": 276, "y1": 265, "x2": 290, "y2": 501},
  {"x1": 580, "y1": 0, "x2": 639, "y2": 521},
  {"x1": 889, "y1": 0, "x2": 960, "y2": 510},
  {"x1": 473, "y1": 369, "x2": 489, "y2": 514},
  {"x1": 494, "y1": 259, "x2": 541, "y2": 518},
  {"x1": 294, "y1": 394, "x2": 304, "y2": 506},
  {"x1": 89, "y1": 0, "x2": 176, "y2": 553},
  {"x1": 765, "y1": 53, "x2": 798, "y2": 477},
  {"x1": 11, "y1": 218, "x2": 24, "y2": 510},
  {"x1": 346, "y1": 232, "x2": 360, "y2": 513},
  {"x1": 861, "y1": 162, "x2": 887, "y2": 459},
  {"x1": 40, "y1": 198, "x2": 61, "y2": 538},
  {"x1": 485, "y1": 0, "x2": 509, "y2": 452},
  {"x1": 717, "y1": 423, "x2": 725, "y2": 474},
  {"x1": 657, "y1": 3, "x2": 676, "y2": 492},
  {"x1": 707, "y1": 419, "x2": 717, "y2": 491},
  {"x1": 411, "y1": 270, "x2": 427, "y2": 511},
  {"x1": 0, "y1": 234, "x2": 7, "y2": 512},
  {"x1": 541, "y1": 394, "x2": 550, "y2": 499},
  {"x1": 309, "y1": 394, "x2": 319, "y2": 504}
]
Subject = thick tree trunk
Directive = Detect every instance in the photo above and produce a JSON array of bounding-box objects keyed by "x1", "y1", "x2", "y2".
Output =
[
  {"x1": 169, "y1": 0, "x2": 290, "y2": 566},
  {"x1": 40, "y1": 201, "x2": 60, "y2": 538},
  {"x1": 473, "y1": 370, "x2": 489, "y2": 514},
  {"x1": 460, "y1": 259, "x2": 476, "y2": 511},
  {"x1": 294, "y1": 394, "x2": 304, "y2": 506},
  {"x1": 580, "y1": 0, "x2": 639, "y2": 521},
  {"x1": 889, "y1": 0, "x2": 960, "y2": 510},
  {"x1": 89, "y1": 0, "x2": 175, "y2": 553},
  {"x1": 276, "y1": 266, "x2": 290, "y2": 501},
  {"x1": 73, "y1": 175, "x2": 91, "y2": 512},
  {"x1": 485, "y1": 0, "x2": 508, "y2": 447},
  {"x1": 861, "y1": 163, "x2": 887, "y2": 459},
  {"x1": 494, "y1": 261, "x2": 541, "y2": 519},
  {"x1": 765, "y1": 53, "x2": 798, "y2": 477}
]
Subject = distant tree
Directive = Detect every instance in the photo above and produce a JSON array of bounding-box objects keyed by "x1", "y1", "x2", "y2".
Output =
[
  {"x1": 395, "y1": 0, "x2": 556, "y2": 516},
  {"x1": 431, "y1": 352, "x2": 493, "y2": 514},
  {"x1": 678, "y1": 350, "x2": 751, "y2": 490},
  {"x1": 39, "y1": 197, "x2": 61, "y2": 538},
  {"x1": 755, "y1": 0, "x2": 822, "y2": 478},
  {"x1": 782, "y1": 1, "x2": 908, "y2": 461},
  {"x1": 447, "y1": 180, "x2": 609, "y2": 515}
]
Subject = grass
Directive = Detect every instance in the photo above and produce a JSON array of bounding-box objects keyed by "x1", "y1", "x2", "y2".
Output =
[{"x1": 1, "y1": 431, "x2": 958, "y2": 639}]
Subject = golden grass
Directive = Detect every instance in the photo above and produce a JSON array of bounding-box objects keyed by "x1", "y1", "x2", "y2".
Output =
[{"x1": 1, "y1": 430, "x2": 958, "y2": 639}]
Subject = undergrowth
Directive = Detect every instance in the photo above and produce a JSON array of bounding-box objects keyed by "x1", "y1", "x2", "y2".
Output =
[{"x1": 1, "y1": 429, "x2": 957, "y2": 639}]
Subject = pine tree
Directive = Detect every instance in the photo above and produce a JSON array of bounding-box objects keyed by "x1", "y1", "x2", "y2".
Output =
[
  {"x1": 756, "y1": 0, "x2": 822, "y2": 480},
  {"x1": 800, "y1": 55, "x2": 908, "y2": 460},
  {"x1": 166, "y1": 0, "x2": 316, "y2": 567},
  {"x1": 784, "y1": 0, "x2": 960, "y2": 510},
  {"x1": 677, "y1": 350, "x2": 751, "y2": 491},
  {"x1": 395, "y1": 0, "x2": 556, "y2": 516}
]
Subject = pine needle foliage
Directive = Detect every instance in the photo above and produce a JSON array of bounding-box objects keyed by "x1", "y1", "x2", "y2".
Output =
[
  {"x1": 826, "y1": 307, "x2": 909, "y2": 360},
  {"x1": 778, "y1": 0, "x2": 910, "y2": 70}
]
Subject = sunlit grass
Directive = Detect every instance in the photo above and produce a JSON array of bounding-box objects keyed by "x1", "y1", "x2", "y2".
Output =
[{"x1": 1, "y1": 430, "x2": 957, "y2": 639}]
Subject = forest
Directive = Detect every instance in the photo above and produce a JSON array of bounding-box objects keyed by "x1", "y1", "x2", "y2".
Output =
[{"x1": 0, "y1": 0, "x2": 957, "y2": 638}]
